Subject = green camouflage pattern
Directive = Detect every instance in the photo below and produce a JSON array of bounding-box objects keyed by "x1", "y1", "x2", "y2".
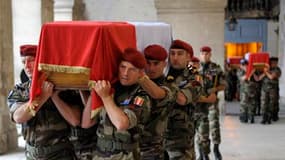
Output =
[
  {"x1": 7, "y1": 81, "x2": 76, "y2": 160},
  {"x1": 237, "y1": 69, "x2": 258, "y2": 118},
  {"x1": 70, "y1": 125, "x2": 98, "y2": 160},
  {"x1": 93, "y1": 83, "x2": 152, "y2": 160},
  {"x1": 200, "y1": 61, "x2": 225, "y2": 145},
  {"x1": 140, "y1": 76, "x2": 177, "y2": 160},
  {"x1": 261, "y1": 66, "x2": 282, "y2": 120},
  {"x1": 164, "y1": 67, "x2": 202, "y2": 160}
]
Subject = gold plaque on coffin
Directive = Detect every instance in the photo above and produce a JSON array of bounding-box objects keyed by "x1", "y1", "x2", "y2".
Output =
[
  {"x1": 39, "y1": 64, "x2": 90, "y2": 90},
  {"x1": 253, "y1": 63, "x2": 267, "y2": 71}
]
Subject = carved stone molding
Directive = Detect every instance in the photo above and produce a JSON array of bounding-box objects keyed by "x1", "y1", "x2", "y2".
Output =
[
  {"x1": 42, "y1": 0, "x2": 54, "y2": 23},
  {"x1": 54, "y1": 0, "x2": 74, "y2": 21},
  {"x1": 155, "y1": 0, "x2": 227, "y2": 14}
]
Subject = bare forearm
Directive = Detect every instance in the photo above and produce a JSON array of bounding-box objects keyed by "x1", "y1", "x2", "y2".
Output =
[
  {"x1": 13, "y1": 96, "x2": 48, "y2": 123},
  {"x1": 81, "y1": 96, "x2": 96, "y2": 128},
  {"x1": 13, "y1": 103, "x2": 35, "y2": 123},
  {"x1": 51, "y1": 95, "x2": 81, "y2": 127},
  {"x1": 101, "y1": 96, "x2": 129, "y2": 130},
  {"x1": 265, "y1": 72, "x2": 275, "y2": 80}
]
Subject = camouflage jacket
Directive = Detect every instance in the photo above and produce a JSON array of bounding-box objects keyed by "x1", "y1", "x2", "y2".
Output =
[
  {"x1": 143, "y1": 76, "x2": 177, "y2": 137},
  {"x1": 140, "y1": 75, "x2": 177, "y2": 159},
  {"x1": 7, "y1": 81, "x2": 79, "y2": 146},
  {"x1": 164, "y1": 67, "x2": 202, "y2": 148},
  {"x1": 237, "y1": 69, "x2": 258, "y2": 97},
  {"x1": 199, "y1": 61, "x2": 226, "y2": 95},
  {"x1": 95, "y1": 82, "x2": 151, "y2": 154},
  {"x1": 261, "y1": 66, "x2": 282, "y2": 90}
]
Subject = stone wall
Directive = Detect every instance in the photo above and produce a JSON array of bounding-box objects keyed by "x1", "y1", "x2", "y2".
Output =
[
  {"x1": 83, "y1": 0, "x2": 157, "y2": 21},
  {"x1": 155, "y1": 0, "x2": 226, "y2": 67}
]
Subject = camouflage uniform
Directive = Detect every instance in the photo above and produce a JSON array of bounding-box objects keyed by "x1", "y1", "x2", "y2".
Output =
[
  {"x1": 70, "y1": 125, "x2": 98, "y2": 160},
  {"x1": 92, "y1": 82, "x2": 151, "y2": 160},
  {"x1": 225, "y1": 68, "x2": 238, "y2": 101},
  {"x1": 140, "y1": 76, "x2": 177, "y2": 160},
  {"x1": 193, "y1": 73, "x2": 210, "y2": 157},
  {"x1": 164, "y1": 67, "x2": 202, "y2": 160},
  {"x1": 237, "y1": 69, "x2": 258, "y2": 123},
  {"x1": 7, "y1": 81, "x2": 77, "y2": 160},
  {"x1": 200, "y1": 62, "x2": 225, "y2": 145},
  {"x1": 260, "y1": 66, "x2": 282, "y2": 123},
  {"x1": 254, "y1": 71, "x2": 263, "y2": 116}
]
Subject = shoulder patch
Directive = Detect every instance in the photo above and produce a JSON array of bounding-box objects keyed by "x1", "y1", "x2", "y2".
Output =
[
  {"x1": 166, "y1": 75, "x2": 175, "y2": 82},
  {"x1": 133, "y1": 96, "x2": 144, "y2": 106}
]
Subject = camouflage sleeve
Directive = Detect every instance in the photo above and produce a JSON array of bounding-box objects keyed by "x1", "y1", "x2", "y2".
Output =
[
  {"x1": 7, "y1": 82, "x2": 30, "y2": 121},
  {"x1": 276, "y1": 67, "x2": 282, "y2": 77},
  {"x1": 216, "y1": 65, "x2": 227, "y2": 86},
  {"x1": 123, "y1": 93, "x2": 152, "y2": 129},
  {"x1": 155, "y1": 85, "x2": 177, "y2": 107},
  {"x1": 180, "y1": 80, "x2": 202, "y2": 104}
]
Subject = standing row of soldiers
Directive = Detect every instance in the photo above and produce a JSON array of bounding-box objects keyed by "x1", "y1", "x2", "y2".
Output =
[
  {"x1": 237, "y1": 57, "x2": 282, "y2": 124},
  {"x1": 7, "y1": 39, "x2": 226, "y2": 160}
]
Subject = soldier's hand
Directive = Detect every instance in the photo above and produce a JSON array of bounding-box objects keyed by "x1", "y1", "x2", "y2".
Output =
[
  {"x1": 41, "y1": 81, "x2": 54, "y2": 98},
  {"x1": 38, "y1": 81, "x2": 54, "y2": 104},
  {"x1": 176, "y1": 91, "x2": 187, "y2": 105},
  {"x1": 94, "y1": 80, "x2": 111, "y2": 98}
]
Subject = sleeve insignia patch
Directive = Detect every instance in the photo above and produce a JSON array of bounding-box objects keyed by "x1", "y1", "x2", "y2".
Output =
[{"x1": 133, "y1": 96, "x2": 144, "y2": 106}]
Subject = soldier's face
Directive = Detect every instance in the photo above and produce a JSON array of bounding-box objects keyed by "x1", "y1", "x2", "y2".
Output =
[
  {"x1": 119, "y1": 61, "x2": 143, "y2": 86},
  {"x1": 21, "y1": 56, "x2": 35, "y2": 79},
  {"x1": 145, "y1": 59, "x2": 166, "y2": 79},
  {"x1": 200, "y1": 51, "x2": 211, "y2": 63},
  {"x1": 169, "y1": 49, "x2": 190, "y2": 69},
  {"x1": 270, "y1": 61, "x2": 278, "y2": 67}
]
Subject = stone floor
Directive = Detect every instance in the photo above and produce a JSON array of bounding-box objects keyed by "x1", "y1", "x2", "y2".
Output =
[{"x1": 1, "y1": 101, "x2": 285, "y2": 160}]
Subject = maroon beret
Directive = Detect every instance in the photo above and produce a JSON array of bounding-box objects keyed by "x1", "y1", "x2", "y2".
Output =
[
  {"x1": 200, "y1": 46, "x2": 212, "y2": 52},
  {"x1": 170, "y1": 39, "x2": 193, "y2": 57},
  {"x1": 143, "y1": 44, "x2": 168, "y2": 61},
  {"x1": 20, "y1": 45, "x2": 37, "y2": 57},
  {"x1": 191, "y1": 56, "x2": 200, "y2": 62},
  {"x1": 122, "y1": 48, "x2": 147, "y2": 69}
]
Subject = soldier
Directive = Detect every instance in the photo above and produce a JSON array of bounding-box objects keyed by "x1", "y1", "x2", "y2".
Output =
[
  {"x1": 237, "y1": 58, "x2": 259, "y2": 124},
  {"x1": 82, "y1": 48, "x2": 152, "y2": 160},
  {"x1": 258, "y1": 57, "x2": 282, "y2": 124},
  {"x1": 138, "y1": 44, "x2": 177, "y2": 160},
  {"x1": 189, "y1": 56, "x2": 211, "y2": 160},
  {"x1": 224, "y1": 62, "x2": 238, "y2": 101},
  {"x1": 164, "y1": 40, "x2": 216, "y2": 160},
  {"x1": 199, "y1": 46, "x2": 226, "y2": 160},
  {"x1": 7, "y1": 45, "x2": 81, "y2": 160}
]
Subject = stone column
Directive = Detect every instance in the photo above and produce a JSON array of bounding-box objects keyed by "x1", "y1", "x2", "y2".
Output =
[
  {"x1": 42, "y1": 0, "x2": 54, "y2": 23},
  {"x1": 73, "y1": 0, "x2": 86, "y2": 20},
  {"x1": 0, "y1": 0, "x2": 18, "y2": 154},
  {"x1": 279, "y1": 0, "x2": 285, "y2": 103},
  {"x1": 54, "y1": 0, "x2": 74, "y2": 21}
]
